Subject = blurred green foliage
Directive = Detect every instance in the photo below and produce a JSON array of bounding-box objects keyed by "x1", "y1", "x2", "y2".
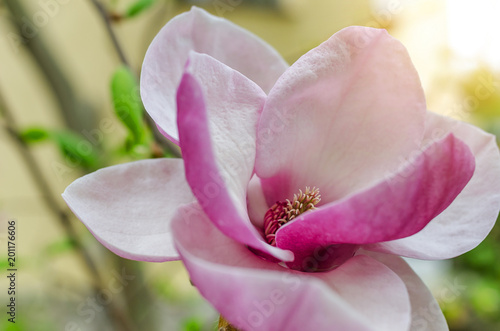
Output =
[
  {"x1": 441, "y1": 68, "x2": 500, "y2": 331},
  {"x1": 110, "y1": 66, "x2": 145, "y2": 145},
  {"x1": 52, "y1": 130, "x2": 101, "y2": 169},
  {"x1": 19, "y1": 63, "x2": 164, "y2": 177},
  {"x1": 461, "y1": 68, "x2": 500, "y2": 138},
  {"x1": 183, "y1": 317, "x2": 205, "y2": 331},
  {"x1": 442, "y1": 218, "x2": 500, "y2": 330},
  {"x1": 44, "y1": 237, "x2": 77, "y2": 257},
  {"x1": 125, "y1": 0, "x2": 157, "y2": 18},
  {"x1": 19, "y1": 127, "x2": 50, "y2": 143},
  {"x1": 21, "y1": 128, "x2": 101, "y2": 170}
]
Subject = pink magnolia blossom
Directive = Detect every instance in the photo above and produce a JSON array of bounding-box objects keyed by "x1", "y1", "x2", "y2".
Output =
[{"x1": 63, "y1": 7, "x2": 500, "y2": 331}]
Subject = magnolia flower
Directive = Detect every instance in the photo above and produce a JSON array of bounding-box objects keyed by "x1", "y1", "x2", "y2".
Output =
[{"x1": 63, "y1": 7, "x2": 500, "y2": 331}]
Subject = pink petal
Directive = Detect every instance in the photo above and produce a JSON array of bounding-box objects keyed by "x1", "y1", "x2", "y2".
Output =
[
  {"x1": 256, "y1": 26, "x2": 426, "y2": 206},
  {"x1": 363, "y1": 251, "x2": 448, "y2": 331},
  {"x1": 176, "y1": 54, "x2": 292, "y2": 262},
  {"x1": 276, "y1": 133, "x2": 475, "y2": 269},
  {"x1": 367, "y1": 111, "x2": 500, "y2": 259},
  {"x1": 246, "y1": 175, "x2": 269, "y2": 228},
  {"x1": 172, "y1": 204, "x2": 411, "y2": 331},
  {"x1": 140, "y1": 6, "x2": 288, "y2": 144},
  {"x1": 62, "y1": 159, "x2": 194, "y2": 262}
]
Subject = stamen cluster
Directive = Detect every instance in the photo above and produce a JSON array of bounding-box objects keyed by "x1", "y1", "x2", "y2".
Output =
[{"x1": 263, "y1": 187, "x2": 321, "y2": 246}]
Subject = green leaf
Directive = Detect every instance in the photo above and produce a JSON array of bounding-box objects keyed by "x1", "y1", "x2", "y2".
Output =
[
  {"x1": 19, "y1": 127, "x2": 100, "y2": 169},
  {"x1": 20, "y1": 127, "x2": 50, "y2": 143},
  {"x1": 470, "y1": 280, "x2": 500, "y2": 317},
  {"x1": 2, "y1": 319, "x2": 25, "y2": 331},
  {"x1": 110, "y1": 66, "x2": 144, "y2": 143},
  {"x1": 125, "y1": 0, "x2": 155, "y2": 18},
  {"x1": 52, "y1": 130, "x2": 99, "y2": 169},
  {"x1": 182, "y1": 317, "x2": 203, "y2": 331},
  {"x1": 45, "y1": 237, "x2": 76, "y2": 256},
  {"x1": 0, "y1": 259, "x2": 9, "y2": 270}
]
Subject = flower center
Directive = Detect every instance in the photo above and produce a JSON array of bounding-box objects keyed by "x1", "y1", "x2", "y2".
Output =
[{"x1": 263, "y1": 187, "x2": 321, "y2": 246}]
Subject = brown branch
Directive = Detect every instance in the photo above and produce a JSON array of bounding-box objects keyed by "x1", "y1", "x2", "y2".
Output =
[
  {"x1": 4, "y1": 0, "x2": 97, "y2": 133},
  {"x1": 88, "y1": 0, "x2": 181, "y2": 158},
  {"x1": 0, "y1": 92, "x2": 135, "y2": 331},
  {"x1": 0, "y1": 93, "x2": 97, "y2": 276},
  {"x1": 89, "y1": 0, "x2": 130, "y2": 66}
]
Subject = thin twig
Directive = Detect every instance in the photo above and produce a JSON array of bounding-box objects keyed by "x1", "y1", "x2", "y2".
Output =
[
  {"x1": 0, "y1": 94, "x2": 98, "y2": 277},
  {"x1": 4, "y1": 0, "x2": 97, "y2": 133},
  {"x1": 88, "y1": 0, "x2": 181, "y2": 157},
  {"x1": 0, "y1": 92, "x2": 135, "y2": 331},
  {"x1": 89, "y1": 0, "x2": 130, "y2": 66}
]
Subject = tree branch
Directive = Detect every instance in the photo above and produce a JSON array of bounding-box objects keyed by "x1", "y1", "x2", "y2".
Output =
[
  {"x1": 88, "y1": 0, "x2": 181, "y2": 157},
  {"x1": 0, "y1": 91, "x2": 135, "y2": 331}
]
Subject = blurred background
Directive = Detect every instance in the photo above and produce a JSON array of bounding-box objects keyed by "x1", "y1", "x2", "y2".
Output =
[{"x1": 1, "y1": 0, "x2": 499, "y2": 330}]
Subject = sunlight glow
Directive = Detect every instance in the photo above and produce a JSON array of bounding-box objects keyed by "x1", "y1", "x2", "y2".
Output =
[{"x1": 446, "y1": 0, "x2": 500, "y2": 69}]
